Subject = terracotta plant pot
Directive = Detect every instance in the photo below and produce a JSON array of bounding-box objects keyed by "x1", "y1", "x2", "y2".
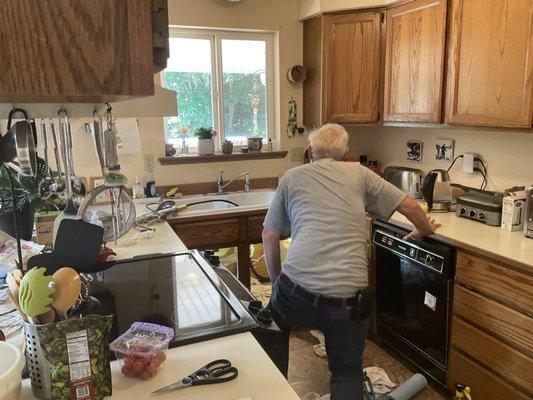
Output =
[{"x1": 198, "y1": 138, "x2": 215, "y2": 155}]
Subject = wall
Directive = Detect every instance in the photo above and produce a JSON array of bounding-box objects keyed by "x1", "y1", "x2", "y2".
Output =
[
  {"x1": 68, "y1": 0, "x2": 306, "y2": 189},
  {"x1": 348, "y1": 126, "x2": 533, "y2": 192},
  {"x1": 297, "y1": 0, "x2": 396, "y2": 20}
]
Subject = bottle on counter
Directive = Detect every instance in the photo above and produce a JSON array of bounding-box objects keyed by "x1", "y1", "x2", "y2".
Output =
[
  {"x1": 267, "y1": 138, "x2": 273, "y2": 152},
  {"x1": 132, "y1": 176, "x2": 144, "y2": 199},
  {"x1": 145, "y1": 170, "x2": 157, "y2": 198}
]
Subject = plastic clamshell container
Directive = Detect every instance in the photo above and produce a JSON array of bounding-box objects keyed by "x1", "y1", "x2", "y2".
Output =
[
  {"x1": 0, "y1": 341, "x2": 26, "y2": 400},
  {"x1": 109, "y1": 322, "x2": 174, "y2": 380}
]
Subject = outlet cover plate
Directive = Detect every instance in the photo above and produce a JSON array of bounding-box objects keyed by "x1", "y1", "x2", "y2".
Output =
[
  {"x1": 289, "y1": 146, "x2": 304, "y2": 163},
  {"x1": 143, "y1": 154, "x2": 155, "y2": 171}
]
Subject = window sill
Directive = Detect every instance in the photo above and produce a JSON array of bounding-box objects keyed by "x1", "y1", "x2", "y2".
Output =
[{"x1": 158, "y1": 151, "x2": 288, "y2": 165}]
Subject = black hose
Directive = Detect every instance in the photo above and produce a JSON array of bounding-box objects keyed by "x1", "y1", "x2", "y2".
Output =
[{"x1": 186, "y1": 199, "x2": 240, "y2": 207}]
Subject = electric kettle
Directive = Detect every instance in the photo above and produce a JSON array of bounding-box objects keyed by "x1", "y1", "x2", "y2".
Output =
[{"x1": 422, "y1": 169, "x2": 451, "y2": 212}]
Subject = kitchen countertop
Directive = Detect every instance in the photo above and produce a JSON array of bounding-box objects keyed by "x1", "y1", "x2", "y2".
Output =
[
  {"x1": 13, "y1": 198, "x2": 299, "y2": 400},
  {"x1": 20, "y1": 332, "x2": 300, "y2": 400},
  {"x1": 388, "y1": 211, "x2": 533, "y2": 271}
]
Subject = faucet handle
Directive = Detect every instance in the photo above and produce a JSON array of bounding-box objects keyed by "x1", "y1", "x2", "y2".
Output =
[{"x1": 244, "y1": 173, "x2": 251, "y2": 192}]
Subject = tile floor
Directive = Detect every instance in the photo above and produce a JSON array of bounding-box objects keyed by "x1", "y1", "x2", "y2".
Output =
[{"x1": 288, "y1": 330, "x2": 449, "y2": 400}]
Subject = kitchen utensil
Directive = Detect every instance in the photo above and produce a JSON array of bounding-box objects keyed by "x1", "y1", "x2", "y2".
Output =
[
  {"x1": 37, "y1": 120, "x2": 56, "y2": 199},
  {"x1": 93, "y1": 108, "x2": 106, "y2": 176},
  {"x1": 27, "y1": 219, "x2": 104, "y2": 273},
  {"x1": 53, "y1": 108, "x2": 82, "y2": 243},
  {"x1": 78, "y1": 184, "x2": 136, "y2": 243},
  {"x1": 47, "y1": 119, "x2": 66, "y2": 193},
  {"x1": 36, "y1": 308, "x2": 57, "y2": 324},
  {"x1": 0, "y1": 341, "x2": 25, "y2": 400},
  {"x1": 383, "y1": 166, "x2": 424, "y2": 199},
  {"x1": 51, "y1": 267, "x2": 81, "y2": 319},
  {"x1": 9, "y1": 121, "x2": 37, "y2": 176},
  {"x1": 18, "y1": 267, "x2": 55, "y2": 318},
  {"x1": 421, "y1": 169, "x2": 451, "y2": 212},
  {"x1": 524, "y1": 186, "x2": 533, "y2": 238},
  {"x1": 4, "y1": 287, "x2": 26, "y2": 322},
  {"x1": 151, "y1": 359, "x2": 238, "y2": 396}
]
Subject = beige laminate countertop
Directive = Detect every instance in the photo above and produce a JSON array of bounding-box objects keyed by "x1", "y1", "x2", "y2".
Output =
[
  {"x1": 388, "y1": 211, "x2": 533, "y2": 271},
  {"x1": 20, "y1": 332, "x2": 300, "y2": 400}
]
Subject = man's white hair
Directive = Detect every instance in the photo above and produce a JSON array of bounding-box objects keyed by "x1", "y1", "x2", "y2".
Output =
[{"x1": 308, "y1": 123, "x2": 349, "y2": 161}]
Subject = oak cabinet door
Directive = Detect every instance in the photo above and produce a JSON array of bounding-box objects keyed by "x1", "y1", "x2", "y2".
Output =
[
  {"x1": 324, "y1": 12, "x2": 382, "y2": 124},
  {"x1": 384, "y1": 0, "x2": 446, "y2": 122},
  {"x1": 0, "y1": 0, "x2": 156, "y2": 103},
  {"x1": 446, "y1": 0, "x2": 533, "y2": 127}
]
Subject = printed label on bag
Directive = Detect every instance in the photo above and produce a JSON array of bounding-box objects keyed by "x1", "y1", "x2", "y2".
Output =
[
  {"x1": 424, "y1": 291, "x2": 437, "y2": 311},
  {"x1": 66, "y1": 330, "x2": 95, "y2": 399}
]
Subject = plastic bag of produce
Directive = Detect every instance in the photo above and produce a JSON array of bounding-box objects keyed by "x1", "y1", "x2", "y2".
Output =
[{"x1": 36, "y1": 315, "x2": 113, "y2": 400}]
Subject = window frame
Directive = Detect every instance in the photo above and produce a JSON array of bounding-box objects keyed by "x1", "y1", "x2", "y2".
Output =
[{"x1": 163, "y1": 27, "x2": 275, "y2": 151}]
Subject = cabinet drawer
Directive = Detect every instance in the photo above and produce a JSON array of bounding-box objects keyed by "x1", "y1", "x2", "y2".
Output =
[
  {"x1": 173, "y1": 219, "x2": 240, "y2": 249},
  {"x1": 247, "y1": 215, "x2": 266, "y2": 243},
  {"x1": 447, "y1": 349, "x2": 530, "y2": 400},
  {"x1": 453, "y1": 285, "x2": 533, "y2": 357},
  {"x1": 451, "y1": 317, "x2": 533, "y2": 395},
  {"x1": 456, "y1": 251, "x2": 533, "y2": 314}
]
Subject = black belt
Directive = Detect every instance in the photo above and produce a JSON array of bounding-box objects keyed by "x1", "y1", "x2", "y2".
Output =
[{"x1": 279, "y1": 274, "x2": 358, "y2": 308}]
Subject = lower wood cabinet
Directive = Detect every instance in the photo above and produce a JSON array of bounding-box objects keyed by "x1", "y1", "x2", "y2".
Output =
[
  {"x1": 170, "y1": 211, "x2": 267, "y2": 288},
  {"x1": 173, "y1": 218, "x2": 240, "y2": 249},
  {"x1": 448, "y1": 251, "x2": 533, "y2": 399}
]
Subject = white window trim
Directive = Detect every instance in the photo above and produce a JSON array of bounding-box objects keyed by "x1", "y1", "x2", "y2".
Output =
[{"x1": 163, "y1": 27, "x2": 276, "y2": 152}]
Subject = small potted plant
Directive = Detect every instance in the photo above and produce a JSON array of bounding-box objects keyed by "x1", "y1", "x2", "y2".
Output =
[
  {"x1": 194, "y1": 127, "x2": 217, "y2": 155},
  {"x1": 221, "y1": 139, "x2": 233, "y2": 154}
]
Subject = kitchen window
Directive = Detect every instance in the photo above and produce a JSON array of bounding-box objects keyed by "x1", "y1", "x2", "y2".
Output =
[{"x1": 162, "y1": 28, "x2": 274, "y2": 151}]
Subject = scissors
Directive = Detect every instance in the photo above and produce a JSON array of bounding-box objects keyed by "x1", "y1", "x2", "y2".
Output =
[{"x1": 151, "y1": 359, "x2": 238, "y2": 396}]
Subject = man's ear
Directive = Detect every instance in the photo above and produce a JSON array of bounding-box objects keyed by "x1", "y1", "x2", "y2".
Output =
[{"x1": 307, "y1": 145, "x2": 314, "y2": 161}]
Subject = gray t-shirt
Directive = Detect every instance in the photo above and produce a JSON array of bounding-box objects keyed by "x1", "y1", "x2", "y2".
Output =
[{"x1": 264, "y1": 159, "x2": 407, "y2": 298}]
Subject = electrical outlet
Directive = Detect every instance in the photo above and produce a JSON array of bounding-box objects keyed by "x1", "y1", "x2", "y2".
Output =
[
  {"x1": 463, "y1": 153, "x2": 476, "y2": 174},
  {"x1": 289, "y1": 146, "x2": 304, "y2": 163},
  {"x1": 143, "y1": 154, "x2": 155, "y2": 172}
]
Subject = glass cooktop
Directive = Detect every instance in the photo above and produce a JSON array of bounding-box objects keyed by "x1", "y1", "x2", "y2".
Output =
[{"x1": 87, "y1": 251, "x2": 257, "y2": 347}]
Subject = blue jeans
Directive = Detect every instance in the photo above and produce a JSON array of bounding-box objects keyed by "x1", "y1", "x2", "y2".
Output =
[{"x1": 269, "y1": 277, "x2": 369, "y2": 400}]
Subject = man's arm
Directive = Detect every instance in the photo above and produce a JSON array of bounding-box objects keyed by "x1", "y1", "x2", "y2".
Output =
[
  {"x1": 262, "y1": 227, "x2": 282, "y2": 283},
  {"x1": 396, "y1": 196, "x2": 441, "y2": 240}
]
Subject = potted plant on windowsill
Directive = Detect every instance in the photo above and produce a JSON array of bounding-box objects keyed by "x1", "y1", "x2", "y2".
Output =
[{"x1": 195, "y1": 127, "x2": 217, "y2": 155}]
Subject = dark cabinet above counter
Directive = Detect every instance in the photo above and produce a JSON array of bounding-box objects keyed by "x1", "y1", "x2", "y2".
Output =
[{"x1": 0, "y1": 0, "x2": 169, "y2": 103}]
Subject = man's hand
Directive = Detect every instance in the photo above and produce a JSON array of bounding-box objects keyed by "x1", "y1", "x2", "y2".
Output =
[
  {"x1": 403, "y1": 216, "x2": 441, "y2": 240},
  {"x1": 396, "y1": 197, "x2": 442, "y2": 240}
]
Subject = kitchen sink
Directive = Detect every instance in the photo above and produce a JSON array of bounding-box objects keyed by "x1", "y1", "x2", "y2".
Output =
[{"x1": 172, "y1": 189, "x2": 275, "y2": 217}]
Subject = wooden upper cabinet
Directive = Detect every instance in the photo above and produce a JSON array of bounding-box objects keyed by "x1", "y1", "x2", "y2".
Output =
[
  {"x1": 0, "y1": 0, "x2": 167, "y2": 103},
  {"x1": 384, "y1": 0, "x2": 447, "y2": 122},
  {"x1": 323, "y1": 12, "x2": 382, "y2": 124},
  {"x1": 303, "y1": 16, "x2": 326, "y2": 128},
  {"x1": 446, "y1": 0, "x2": 533, "y2": 127}
]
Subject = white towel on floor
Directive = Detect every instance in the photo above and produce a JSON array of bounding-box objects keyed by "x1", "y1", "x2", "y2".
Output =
[{"x1": 364, "y1": 366, "x2": 397, "y2": 394}]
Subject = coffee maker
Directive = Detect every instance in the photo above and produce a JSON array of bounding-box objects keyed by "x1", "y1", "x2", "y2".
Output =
[{"x1": 421, "y1": 169, "x2": 452, "y2": 212}]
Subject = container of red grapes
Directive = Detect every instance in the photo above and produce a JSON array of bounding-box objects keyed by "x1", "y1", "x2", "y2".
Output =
[{"x1": 109, "y1": 322, "x2": 174, "y2": 380}]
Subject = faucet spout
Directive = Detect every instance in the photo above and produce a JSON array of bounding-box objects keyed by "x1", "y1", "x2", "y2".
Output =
[{"x1": 217, "y1": 171, "x2": 250, "y2": 193}]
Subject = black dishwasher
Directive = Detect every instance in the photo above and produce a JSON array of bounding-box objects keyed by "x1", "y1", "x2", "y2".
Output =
[{"x1": 373, "y1": 220, "x2": 455, "y2": 386}]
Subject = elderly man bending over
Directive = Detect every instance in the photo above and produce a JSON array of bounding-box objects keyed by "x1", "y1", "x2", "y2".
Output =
[{"x1": 263, "y1": 123, "x2": 440, "y2": 400}]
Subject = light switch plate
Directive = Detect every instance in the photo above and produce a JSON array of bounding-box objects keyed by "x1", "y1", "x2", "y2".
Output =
[
  {"x1": 143, "y1": 153, "x2": 155, "y2": 171},
  {"x1": 289, "y1": 146, "x2": 304, "y2": 163}
]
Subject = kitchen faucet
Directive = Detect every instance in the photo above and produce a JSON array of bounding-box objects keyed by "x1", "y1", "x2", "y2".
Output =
[{"x1": 217, "y1": 170, "x2": 250, "y2": 193}]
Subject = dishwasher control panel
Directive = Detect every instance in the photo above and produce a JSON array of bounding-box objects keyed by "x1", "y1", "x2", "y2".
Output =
[{"x1": 373, "y1": 229, "x2": 445, "y2": 274}]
